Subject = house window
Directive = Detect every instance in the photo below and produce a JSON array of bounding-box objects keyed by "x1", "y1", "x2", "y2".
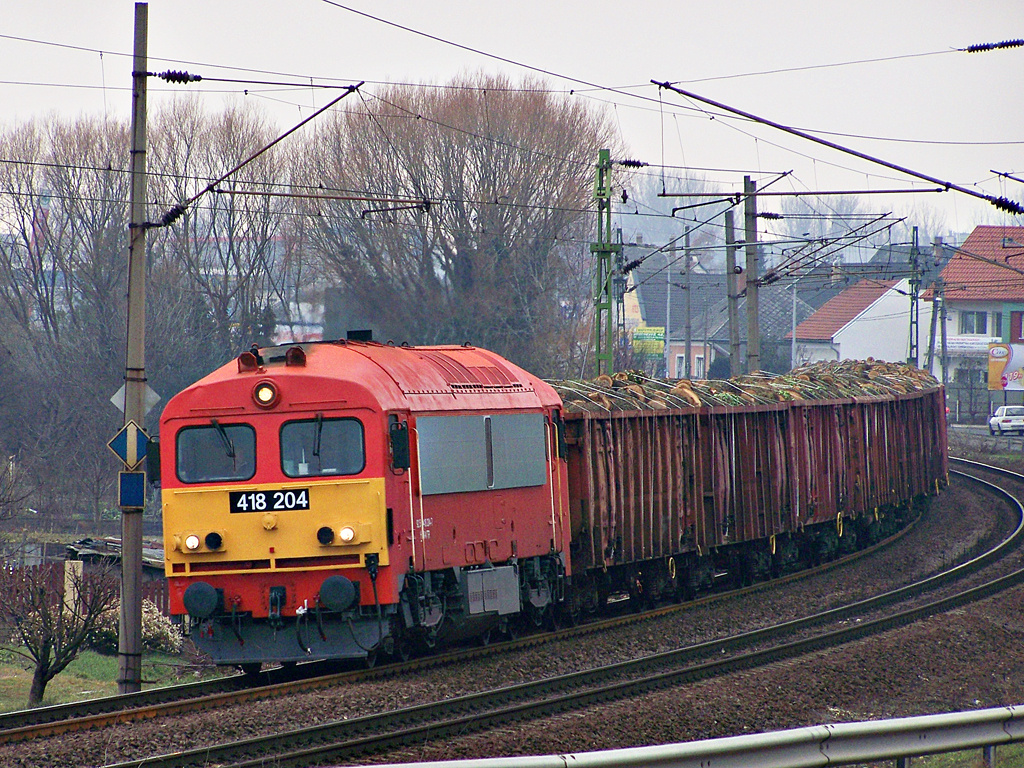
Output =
[
  {"x1": 959, "y1": 311, "x2": 988, "y2": 335},
  {"x1": 1013, "y1": 312, "x2": 1024, "y2": 344},
  {"x1": 674, "y1": 355, "x2": 685, "y2": 378},
  {"x1": 993, "y1": 312, "x2": 1003, "y2": 338},
  {"x1": 694, "y1": 355, "x2": 706, "y2": 379}
]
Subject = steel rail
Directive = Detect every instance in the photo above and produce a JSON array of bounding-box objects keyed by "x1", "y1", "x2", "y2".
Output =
[{"x1": 96, "y1": 463, "x2": 1024, "y2": 768}]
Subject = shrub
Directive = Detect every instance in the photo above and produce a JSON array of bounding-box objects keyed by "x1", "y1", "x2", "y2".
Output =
[{"x1": 89, "y1": 599, "x2": 183, "y2": 655}]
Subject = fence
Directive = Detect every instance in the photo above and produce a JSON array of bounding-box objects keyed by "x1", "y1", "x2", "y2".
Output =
[{"x1": 0, "y1": 562, "x2": 170, "y2": 616}]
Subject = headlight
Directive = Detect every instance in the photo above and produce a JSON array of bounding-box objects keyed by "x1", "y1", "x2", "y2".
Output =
[
  {"x1": 184, "y1": 534, "x2": 201, "y2": 551},
  {"x1": 252, "y1": 380, "x2": 279, "y2": 408},
  {"x1": 338, "y1": 525, "x2": 356, "y2": 543}
]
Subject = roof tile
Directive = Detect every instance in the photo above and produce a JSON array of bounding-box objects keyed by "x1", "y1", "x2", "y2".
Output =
[
  {"x1": 792, "y1": 279, "x2": 896, "y2": 341},
  {"x1": 938, "y1": 224, "x2": 1024, "y2": 302}
]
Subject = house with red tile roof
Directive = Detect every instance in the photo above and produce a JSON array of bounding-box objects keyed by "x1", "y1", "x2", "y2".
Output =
[
  {"x1": 788, "y1": 279, "x2": 928, "y2": 365},
  {"x1": 931, "y1": 224, "x2": 1024, "y2": 414}
]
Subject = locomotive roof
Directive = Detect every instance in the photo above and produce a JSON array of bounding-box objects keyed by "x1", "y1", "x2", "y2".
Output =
[{"x1": 164, "y1": 341, "x2": 561, "y2": 418}]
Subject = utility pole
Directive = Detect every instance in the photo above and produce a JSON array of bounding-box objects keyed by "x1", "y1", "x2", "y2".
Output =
[
  {"x1": 684, "y1": 227, "x2": 692, "y2": 379},
  {"x1": 725, "y1": 210, "x2": 741, "y2": 376},
  {"x1": 926, "y1": 237, "x2": 942, "y2": 376},
  {"x1": 936, "y1": 237, "x2": 949, "y2": 388},
  {"x1": 591, "y1": 149, "x2": 620, "y2": 376},
  {"x1": 744, "y1": 176, "x2": 760, "y2": 373},
  {"x1": 613, "y1": 228, "x2": 627, "y2": 370},
  {"x1": 119, "y1": 1, "x2": 148, "y2": 694},
  {"x1": 907, "y1": 227, "x2": 921, "y2": 366},
  {"x1": 791, "y1": 280, "x2": 798, "y2": 370},
  {"x1": 664, "y1": 245, "x2": 673, "y2": 378}
]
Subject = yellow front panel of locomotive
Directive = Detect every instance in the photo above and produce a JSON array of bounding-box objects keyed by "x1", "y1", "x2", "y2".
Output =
[{"x1": 162, "y1": 478, "x2": 388, "y2": 575}]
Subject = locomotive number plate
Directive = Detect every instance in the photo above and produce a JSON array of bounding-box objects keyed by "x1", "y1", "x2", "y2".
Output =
[{"x1": 229, "y1": 489, "x2": 310, "y2": 513}]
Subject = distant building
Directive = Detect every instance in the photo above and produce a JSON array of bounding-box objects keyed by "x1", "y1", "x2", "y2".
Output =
[
  {"x1": 930, "y1": 224, "x2": 1024, "y2": 419},
  {"x1": 789, "y1": 279, "x2": 920, "y2": 364}
]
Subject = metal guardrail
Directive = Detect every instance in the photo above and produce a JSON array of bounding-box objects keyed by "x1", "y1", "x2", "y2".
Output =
[{"x1": 365, "y1": 706, "x2": 1024, "y2": 768}]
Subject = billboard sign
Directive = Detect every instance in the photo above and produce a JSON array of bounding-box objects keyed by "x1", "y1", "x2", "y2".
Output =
[
  {"x1": 988, "y1": 343, "x2": 1024, "y2": 390},
  {"x1": 632, "y1": 326, "x2": 664, "y2": 357}
]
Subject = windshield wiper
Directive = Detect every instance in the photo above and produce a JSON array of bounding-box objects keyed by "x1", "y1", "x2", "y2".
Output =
[
  {"x1": 312, "y1": 413, "x2": 323, "y2": 461},
  {"x1": 210, "y1": 419, "x2": 236, "y2": 459}
]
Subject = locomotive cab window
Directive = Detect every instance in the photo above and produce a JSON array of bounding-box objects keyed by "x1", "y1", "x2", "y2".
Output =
[
  {"x1": 176, "y1": 422, "x2": 256, "y2": 483},
  {"x1": 281, "y1": 416, "x2": 365, "y2": 477}
]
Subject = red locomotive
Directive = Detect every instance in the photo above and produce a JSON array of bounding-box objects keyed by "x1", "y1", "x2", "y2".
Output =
[{"x1": 157, "y1": 341, "x2": 947, "y2": 668}]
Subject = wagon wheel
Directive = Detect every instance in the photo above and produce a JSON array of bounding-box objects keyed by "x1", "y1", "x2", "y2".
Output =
[
  {"x1": 394, "y1": 636, "x2": 415, "y2": 662},
  {"x1": 240, "y1": 662, "x2": 262, "y2": 677},
  {"x1": 544, "y1": 606, "x2": 561, "y2": 632}
]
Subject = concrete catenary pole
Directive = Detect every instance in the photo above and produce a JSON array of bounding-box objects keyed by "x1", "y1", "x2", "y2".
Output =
[
  {"x1": 664, "y1": 245, "x2": 673, "y2": 378},
  {"x1": 725, "y1": 210, "x2": 741, "y2": 376},
  {"x1": 926, "y1": 237, "x2": 942, "y2": 375},
  {"x1": 684, "y1": 227, "x2": 692, "y2": 379},
  {"x1": 744, "y1": 176, "x2": 760, "y2": 373},
  {"x1": 119, "y1": 1, "x2": 148, "y2": 694}
]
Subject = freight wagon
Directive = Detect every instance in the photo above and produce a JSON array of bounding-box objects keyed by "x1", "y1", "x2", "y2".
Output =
[{"x1": 555, "y1": 371, "x2": 948, "y2": 609}]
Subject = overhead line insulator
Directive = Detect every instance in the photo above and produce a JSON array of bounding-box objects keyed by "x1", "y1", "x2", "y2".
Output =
[
  {"x1": 991, "y1": 196, "x2": 1024, "y2": 215},
  {"x1": 156, "y1": 70, "x2": 203, "y2": 84},
  {"x1": 965, "y1": 39, "x2": 1024, "y2": 53}
]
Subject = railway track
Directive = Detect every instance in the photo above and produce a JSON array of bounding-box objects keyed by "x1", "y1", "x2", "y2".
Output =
[
  {"x1": 0, "y1": 487, "x2": 926, "y2": 744},
  {"x1": 93, "y1": 458, "x2": 1024, "y2": 768},
  {"x1": 0, "y1": 458, "x2": 1015, "y2": 768}
]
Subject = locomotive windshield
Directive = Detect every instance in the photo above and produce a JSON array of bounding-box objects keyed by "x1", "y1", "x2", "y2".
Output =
[
  {"x1": 176, "y1": 422, "x2": 256, "y2": 483},
  {"x1": 281, "y1": 416, "x2": 365, "y2": 477}
]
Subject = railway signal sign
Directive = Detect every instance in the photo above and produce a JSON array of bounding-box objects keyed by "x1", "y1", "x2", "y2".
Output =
[
  {"x1": 108, "y1": 421, "x2": 151, "y2": 471},
  {"x1": 110, "y1": 383, "x2": 161, "y2": 417},
  {"x1": 118, "y1": 471, "x2": 147, "y2": 509}
]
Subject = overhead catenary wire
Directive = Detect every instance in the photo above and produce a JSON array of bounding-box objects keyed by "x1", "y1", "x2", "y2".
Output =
[
  {"x1": 652, "y1": 80, "x2": 1024, "y2": 215},
  {"x1": 149, "y1": 81, "x2": 363, "y2": 228}
]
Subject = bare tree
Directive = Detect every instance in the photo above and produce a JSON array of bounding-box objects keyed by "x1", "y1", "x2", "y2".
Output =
[
  {"x1": 0, "y1": 453, "x2": 28, "y2": 522},
  {"x1": 0, "y1": 117, "x2": 128, "y2": 526},
  {"x1": 149, "y1": 99, "x2": 292, "y2": 358},
  {"x1": 0, "y1": 561, "x2": 118, "y2": 707},
  {"x1": 297, "y1": 74, "x2": 617, "y2": 376}
]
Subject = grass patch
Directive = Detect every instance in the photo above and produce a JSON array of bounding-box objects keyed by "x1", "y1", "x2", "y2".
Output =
[
  {"x1": 910, "y1": 743, "x2": 1024, "y2": 767},
  {"x1": 0, "y1": 646, "x2": 220, "y2": 712}
]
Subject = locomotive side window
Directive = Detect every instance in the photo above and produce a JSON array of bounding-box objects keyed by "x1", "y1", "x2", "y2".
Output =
[
  {"x1": 176, "y1": 422, "x2": 256, "y2": 483},
  {"x1": 281, "y1": 416, "x2": 365, "y2": 477},
  {"x1": 417, "y1": 413, "x2": 546, "y2": 495}
]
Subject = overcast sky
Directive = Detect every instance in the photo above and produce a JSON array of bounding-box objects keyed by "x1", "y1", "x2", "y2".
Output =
[{"x1": 2, "y1": 0, "x2": 1022, "y2": 237}]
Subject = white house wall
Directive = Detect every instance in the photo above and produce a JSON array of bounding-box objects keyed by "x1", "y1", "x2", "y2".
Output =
[{"x1": 833, "y1": 280, "x2": 935, "y2": 362}]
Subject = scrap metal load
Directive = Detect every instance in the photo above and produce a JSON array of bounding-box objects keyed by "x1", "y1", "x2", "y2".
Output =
[{"x1": 550, "y1": 359, "x2": 941, "y2": 412}]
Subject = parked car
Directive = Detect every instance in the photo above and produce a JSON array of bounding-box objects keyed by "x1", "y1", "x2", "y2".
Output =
[{"x1": 989, "y1": 405, "x2": 1024, "y2": 435}]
